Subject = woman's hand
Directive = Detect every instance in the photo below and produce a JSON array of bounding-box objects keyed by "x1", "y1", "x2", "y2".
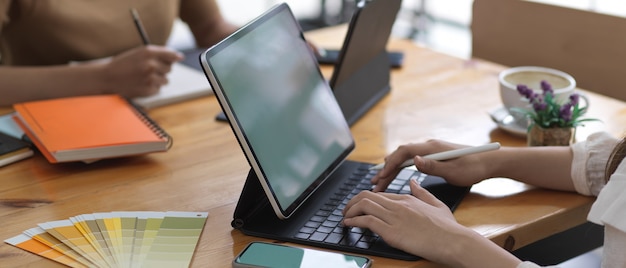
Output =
[
  {"x1": 371, "y1": 140, "x2": 494, "y2": 192},
  {"x1": 343, "y1": 179, "x2": 465, "y2": 265},
  {"x1": 344, "y1": 180, "x2": 459, "y2": 259},
  {"x1": 99, "y1": 45, "x2": 183, "y2": 98},
  {"x1": 343, "y1": 179, "x2": 522, "y2": 268}
]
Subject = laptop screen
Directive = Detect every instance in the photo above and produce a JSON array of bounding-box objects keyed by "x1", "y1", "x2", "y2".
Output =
[{"x1": 201, "y1": 4, "x2": 354, "y2": 219}]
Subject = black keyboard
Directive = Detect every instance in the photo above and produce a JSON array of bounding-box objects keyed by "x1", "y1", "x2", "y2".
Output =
[{"x1": 293, "y1": 166, "x2": 422, "y2": 248}]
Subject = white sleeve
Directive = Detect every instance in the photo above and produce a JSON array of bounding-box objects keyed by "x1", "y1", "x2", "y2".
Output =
[
  {"x1": 584, "y1": 134, "x2": 626, "y2": 267},
  {"x1": 570, "y1": 132, "x2": 618, "y2": 196}
]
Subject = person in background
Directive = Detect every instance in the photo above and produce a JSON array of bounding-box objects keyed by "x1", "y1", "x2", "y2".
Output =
[
  {"x1": 343, "y1": 132, "x2": 625, "y2": 267},
  {"x1": 0, "y1": 0, "x2": 238, "y2": 106}
]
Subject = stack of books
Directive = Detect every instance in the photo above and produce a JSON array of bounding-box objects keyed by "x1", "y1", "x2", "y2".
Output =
[
  {"x1": 5, "y1": 211, "x2": 208, "y2": 267},
  {"x1": 0, "y1": 131, "x2": 33, "y2": 167}
]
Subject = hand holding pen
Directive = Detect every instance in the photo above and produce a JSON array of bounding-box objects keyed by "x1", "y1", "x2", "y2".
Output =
[
  {"x1": 369, "y1": 141, "x2": 501, "y2": 192},
  {"x1": 103, "y1": 8, "x2": 182, "y2": 97},
  {"x1": 370, "y1": 142, "x2": 501, "y2": 170}
]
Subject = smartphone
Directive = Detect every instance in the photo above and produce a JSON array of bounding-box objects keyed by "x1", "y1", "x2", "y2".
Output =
[{"x1": 233, "y1": 242, "x2": 373, "y2": 268}]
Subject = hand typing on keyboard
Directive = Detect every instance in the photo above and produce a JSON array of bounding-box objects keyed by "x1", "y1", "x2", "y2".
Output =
[
  {"x1": 343, "y1": 179, "x2": 463, "y2": 262},
  {"x1": 294, "y1": 166, "x2": 418, "y2": 250},
  {"x1": 343, "y1": 139, "x2": 522, "y2": 267}
]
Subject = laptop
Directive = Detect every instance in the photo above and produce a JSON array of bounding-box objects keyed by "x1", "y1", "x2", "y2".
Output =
[
  {"x1": 200, "y1": 3, "x2": 469, "y2": 261},
  {"x1": 214, "y1": 0, "x2": 402, "y2": 126}
]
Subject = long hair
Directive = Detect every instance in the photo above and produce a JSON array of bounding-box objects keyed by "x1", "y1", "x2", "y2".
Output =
[{"x1": 606, "y1": 137, "x2": 626, "y2": 182}]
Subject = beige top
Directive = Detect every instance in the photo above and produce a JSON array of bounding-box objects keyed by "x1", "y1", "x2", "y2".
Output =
[{"x1": 0, "y1": 0, "x2": 214, "y2": 65}]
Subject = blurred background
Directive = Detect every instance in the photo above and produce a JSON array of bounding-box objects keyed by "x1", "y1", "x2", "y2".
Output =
[{"x1": 169, "y1": 0, "x2": 626, "y2": 61}]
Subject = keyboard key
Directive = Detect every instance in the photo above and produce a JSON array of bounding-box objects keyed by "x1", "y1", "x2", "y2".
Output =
[
  {"x1": 339, "y1": 232, "x2": 362, "y2": 247},
  {"x1": 322, "y1": 220, "x2": 338, "y2": 228},
  {"x1": 305, "y1": 221, "x2": 321, "y2": 228},
  {"x1": 295, "y1": 232, "x2": 310, "y2": 240},
  {"x1": 327, "y1": 215, "x2": 342, "y2": 222},
  {"x1": 317, "y1": 226, "x2": 334, "y2": 233},
  {"x1": 396, "y1": 169, "x2": 414, "y2": 181},
  {"x1": 299, "y1": 227, "x2": 315, "y2": 234},
  {"x1": 332, "y1": 209, "x2": 343, "y2": 216},
  {"x1": 401, "y1": 185, "x2": 411, "y2": 194},
  {"x1": 326, "y1": 199, "x2": 341, "y2": 206},
  {"x1": 315, "y1": 210, "x2": 331, "y2": 217},
  {"x1": 324, "y1": 233, "x2": 344, "y2": 244},
  {"x1": 350, "y1": 227, "x2": 365, "y2": 234},
  {"x1": 309, "y1": 216, "x2": 325, "y2": 222},
  {"x1": 310, "y1": 232, "x2": 329, "y2": 242},
  {"x1": 387, "y1": 183, "x2": 403, "y2": 192},
  {"x1": 355, "y1": 241, "x2": 372, "y2": 249},
  {"x1": 333, "y1": 225, "x2": 347, "y2": 233}
]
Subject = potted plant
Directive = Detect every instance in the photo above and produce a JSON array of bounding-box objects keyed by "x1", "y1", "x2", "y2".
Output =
[{"x1": 514, "y1": 80, "x2": 598, "y2": 146}]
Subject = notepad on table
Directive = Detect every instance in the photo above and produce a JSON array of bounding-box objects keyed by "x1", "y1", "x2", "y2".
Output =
[
  {"x1": 12, "y1": 95, "x2": 172, "y2": 163},
  {"x1": 133, "y1": 62, "x2": 212, "y2": 109}
]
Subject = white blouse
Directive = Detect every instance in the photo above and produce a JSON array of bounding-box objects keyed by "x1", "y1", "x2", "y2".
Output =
[{"x1": 518, "y1": 132, "x2": 625, "y2": 268}]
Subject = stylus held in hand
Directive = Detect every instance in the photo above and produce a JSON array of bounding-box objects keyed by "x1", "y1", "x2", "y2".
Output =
[{"x1": 369, "y1": 142, "x2": 501, "y2": 170}]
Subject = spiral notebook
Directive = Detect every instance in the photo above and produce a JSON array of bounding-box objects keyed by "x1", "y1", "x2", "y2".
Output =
[{"x1": 12, "y1": 95, "x2": 172, "y2": 163}]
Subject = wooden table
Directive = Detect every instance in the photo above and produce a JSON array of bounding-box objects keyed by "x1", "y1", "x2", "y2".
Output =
[{"x1": 1, "y1": 25, "x2": 625, "y2": 267}]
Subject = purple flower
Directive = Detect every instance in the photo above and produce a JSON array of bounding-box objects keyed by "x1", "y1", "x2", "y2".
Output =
[
  {"x1": 517, "y1": 84, "x2": 534, "y2": 100},
  {"x1": 560, "y1": 103, "x2": 573, "y2": 121},
  {"x1": 533, "y1": 101, "x2": 547, "y2": 111},
  {"x1": 515, "y1": 80, "x2": 597, "y2": 128},
  {"x1": 569, "y1": 93, "x2": 580, "y2": 106},
  {"x1": 540, "y1": 80, "x2": 553, "y2": 94}
]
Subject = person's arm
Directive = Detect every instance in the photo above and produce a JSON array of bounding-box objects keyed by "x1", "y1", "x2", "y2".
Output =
[
  {"x1": 372, "y1": 139, "x2": 575, "y2": 192},
  {"x1": 179, "y1": 0, "x2": 239, "y2": 48},
  {"x1": 478, "y1": 146, "x2": 574, "y2": 190},
  {"x1": 0, "y1": 64, "x2": 107, "y2": 106},
  {"x1": 0, "y1": 45, "x2": 183, "y2": 106},
  {"x1": 343, "y1": 179, "x2": 523, "y2": 268}
]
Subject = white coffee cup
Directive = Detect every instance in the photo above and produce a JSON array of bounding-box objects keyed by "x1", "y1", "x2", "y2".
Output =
[{"x1": 498, "y1": 66, "x2": 588, "y2": 126}]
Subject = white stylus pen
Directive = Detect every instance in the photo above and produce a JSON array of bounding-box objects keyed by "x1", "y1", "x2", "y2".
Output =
[{"x1": 369, "y1": 142, "x2": 501, "y2": 170}]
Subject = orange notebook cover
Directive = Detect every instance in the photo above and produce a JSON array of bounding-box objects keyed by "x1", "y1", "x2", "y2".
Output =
[{"x1": 13, "y1": 95, "x2": 172, "y2": 163}]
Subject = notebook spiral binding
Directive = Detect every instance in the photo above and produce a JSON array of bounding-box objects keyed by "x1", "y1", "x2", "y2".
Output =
[{"x1": 126, "y1": 98, "x2": 174, "y2": 149}]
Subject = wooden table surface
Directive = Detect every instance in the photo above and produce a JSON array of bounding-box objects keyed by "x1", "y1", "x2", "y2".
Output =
[{"x1": 1, "y1": 25, "x2": 625, "y2": 267}]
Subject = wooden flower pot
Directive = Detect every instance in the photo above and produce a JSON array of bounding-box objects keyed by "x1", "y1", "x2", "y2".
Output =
[{"x1": 527, "y1": 125, "x2": 575, "y2": 146}]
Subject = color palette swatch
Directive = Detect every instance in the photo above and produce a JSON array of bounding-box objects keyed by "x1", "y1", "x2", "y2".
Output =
[{"x1": 4, "y1": 211, "x2": 208, "y2": 267}]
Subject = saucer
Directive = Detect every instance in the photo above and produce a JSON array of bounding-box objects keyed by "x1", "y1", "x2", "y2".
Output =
[{"x1": 488, "y1": 107, "x2": 528, "y2": 137}]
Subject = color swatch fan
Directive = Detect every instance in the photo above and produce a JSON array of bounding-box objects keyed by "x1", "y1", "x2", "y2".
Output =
[{"x1": 5, "y1": 211, "x2": 208, "y2": 267}]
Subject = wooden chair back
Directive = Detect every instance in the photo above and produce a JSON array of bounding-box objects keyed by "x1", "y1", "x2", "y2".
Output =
[{"x1": 471, "y1": 0, "x2": 626, "y2": 101}]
